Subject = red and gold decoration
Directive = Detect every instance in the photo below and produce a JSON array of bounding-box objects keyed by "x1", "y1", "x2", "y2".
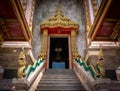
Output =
[
  {"x1": 0, "y1": 0, "x2": 31, "y2": 42},
  {"x1": 40, "y1": 6, "x2": 79, "y2": 34},
  {"x1": 88, "y1": 0, "x2": 120, "y2": 42},
  {"x1": 85, "y1": 0, "x2": 91, "y2": 32},
  {"x1": 0, "y1": 18, "x2": 10, "y2": 45},
  {"x1": 91, "y1": 0, "x2": 98, "y2": 17},
  {"x1": 111, "y1": 20, "x2": 120, "y2": 41},
  {"x1": 40, "y1": 6, "x2": 79, "y2": 62}
]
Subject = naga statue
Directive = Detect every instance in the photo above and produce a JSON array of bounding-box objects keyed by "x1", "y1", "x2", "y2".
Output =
[
  {"x1": 17, "y1": 48, "x2": 44, "y2": 78},
  {"x1": 75, "y1": 45, "x2": 105, "y2": 78},
  {"x1": 17, "y1": 48, "x2": 26, "y2": 78}
]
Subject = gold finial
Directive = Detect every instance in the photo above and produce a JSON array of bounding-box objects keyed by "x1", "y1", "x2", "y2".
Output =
[
  {"x1": 56, "y1": 5, "x2": 62, "y2": 13},
  {"x1": 98, "y1": 44, "x2": 103, "y2": 60}
]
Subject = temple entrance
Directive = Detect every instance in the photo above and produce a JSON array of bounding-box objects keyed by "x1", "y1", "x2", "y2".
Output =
[{"x1": 49, "y1": 37, "x2": 69, "y2": 69}]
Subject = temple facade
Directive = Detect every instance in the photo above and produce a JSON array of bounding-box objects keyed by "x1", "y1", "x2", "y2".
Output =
[{"x1": 0, "y1": 0, "x2": 120, "y2": 91}]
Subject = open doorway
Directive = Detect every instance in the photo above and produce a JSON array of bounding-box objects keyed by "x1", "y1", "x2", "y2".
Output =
[{"x1": 49, "y1": 37, "x2": 69, "y2": 69}]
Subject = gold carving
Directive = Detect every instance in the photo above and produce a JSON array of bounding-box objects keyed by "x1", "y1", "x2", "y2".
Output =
[
  {"x1": 17, "y1": 48, "x2": 26, "y2": 78},
  {"x1": 38, "y1": 47, "x2": 46, "y2": 59},
  {"x1": 0, "y1": 18, "x2": 10, "y2": 45},
  {"x1": 71, "y1": 30, "x2": 76, "y2": 37},
  {"x1": 111, "y1": 20, "x2": 120, "y2": 41},
  {"x1": 92, "y1": 0, "x2": 98, "y2": 17},
  {"x1": 38, "y1": 30, "x2": 48, "y2": 59},
  {"x1": 43, "y1": 30, "x2": 48, "y2": 36},
  {"x1": 71, "y1": 30, "x2": 78, "y2": 59},
  {"x1": 29, "y1": 0, "x2": 35, "y2": 32},
  {"x1": 85, "y1": 0, "x2": 91, "y2": 32},
  {"x1": 96, "y1": 45, "x2": 105, "y2": 77},
  {"x1": 40, "y1": 6, "x2": 79, "y2": 29},
  {"x1": 22, "y1": 0, "x2": 28, "y2": 14},
  {"x1": 11, "y1": 0, "x2": 31, "y2": 41}
]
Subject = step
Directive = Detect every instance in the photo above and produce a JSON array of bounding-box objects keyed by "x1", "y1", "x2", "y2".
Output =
[
  {"x1": 45, "y1": 69, "x2": 75, "y2": 74},
  {"x1": 41, "y1": 78, "x2": 79, "y2": 81},
  {"x1": 43, "y1": 75, "x2": 76, "y2": 78},
  {"x1": 40, "y1": 80, "x2": 80, "y2": 84},
  {"x1": 36, "y1": 69, "x2": 85, "y2": 91},
  {"x1": 38, "y1": 83, "x2": 83, "y2": 87},
  {"x1": 42, "y1": 76, "x2": 76, "y2": 79},
  {"x1": 36, "y1": 85, "x2": 84, "y2": 91}
]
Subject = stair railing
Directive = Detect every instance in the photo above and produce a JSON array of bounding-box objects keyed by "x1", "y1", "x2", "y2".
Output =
[
  {"x1": 12, "y1": 48, "x2": 46, "y2": 91},
  {"x1": 73, "y1": 45, "x2": 106, "y2": 91}
]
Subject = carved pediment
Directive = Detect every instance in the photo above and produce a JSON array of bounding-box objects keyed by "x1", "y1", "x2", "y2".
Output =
[{"x1": 40, "y1": 6, "x2": 79, "y2": 29}]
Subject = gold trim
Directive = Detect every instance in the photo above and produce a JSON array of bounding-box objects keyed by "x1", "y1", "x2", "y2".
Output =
[
  {"x1": 88, "y1": 0, "x2": 112, "y2": 43},
  {"x1": 71, "y1": 30, "x2": 77, "y2": 37},
  {"x1": 29, "y1": 0, "x2": 35, "y2": 32},
  {"x1": 10, "y1": 0, "x2": 32, "y2": 42},
  {"x1": 22, "y1": 0, "x2": 28, "y2": 14},
  {"x1": 85, "y1": 0, "x2": 91, "y2": 32},
  {"x1": 47, "y1": 34, "x2": 72, "y2": 69},
  {"x1": 95, "y1": 36, "x2": 111, "y2": 39},
  {"x1": 9, "y1": 36, "x2": 26, "y2": 39},
  {"x1": 0, "y1": 19, "x2": 18, "y2": 22},
  {"x1": 0, "y1": 18, "x2": 11, "y2": 42},
  {"x1": 40, "y1": 6, "x2": 79, "y2": 29},
  {"x1": 105, "y1": 18, "x2": 118, "y2": 22},
  {"x1": 92, "y1": 0, "x2": 98, "y2": 17},
  {"x1": 111, "y1": 20, "x2": 120, "y2": 41}
]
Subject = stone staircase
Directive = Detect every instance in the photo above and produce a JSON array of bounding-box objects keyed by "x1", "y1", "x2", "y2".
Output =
[{"x1": 36, "y1": 69, "x2": 85, "y2": 91}]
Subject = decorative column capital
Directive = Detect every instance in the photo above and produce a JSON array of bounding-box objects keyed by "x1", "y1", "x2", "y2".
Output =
[
  {"x1": 43, "y1": 30, "x2": 48, "y2": 36},
  {"x1": 71, "y1": 30, "x2": 76, "y2": 37}
]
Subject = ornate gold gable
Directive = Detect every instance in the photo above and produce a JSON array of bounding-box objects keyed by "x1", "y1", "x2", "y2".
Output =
[{"x1": 40, "y1": 6, "x2": 79, "y2": 29}]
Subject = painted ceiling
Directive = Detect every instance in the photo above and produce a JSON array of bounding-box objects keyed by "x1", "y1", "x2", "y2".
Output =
[
  {"x1": 94, "y1": 0, "x2": 120, "y2": 41},
  {"x1": 0, "y1": 0, "x2": 29, "y2": 41}
]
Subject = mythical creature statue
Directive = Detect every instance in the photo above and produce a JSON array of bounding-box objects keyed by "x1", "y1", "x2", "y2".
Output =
[
  {"x1": 17, "y1": 48, "x2": 26, "y2": 78},
  {"x1": 17, "y1": 48, "x2": 44, "y2": 78}
]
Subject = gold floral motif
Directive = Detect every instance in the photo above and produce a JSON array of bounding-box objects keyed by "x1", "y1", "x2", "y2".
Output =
[
  {"x1": 40, "y1": 6, "x2": 79, "y2": 29},
  {"x1": 92, "y1": 0, "x2": 98, "y2": 17},
  {"x1": 23, "y1": 0, "x2": 28, "y2": 14},
  {"x1": 85, "y1": 0, "x2": 91, "y2": 32}
]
